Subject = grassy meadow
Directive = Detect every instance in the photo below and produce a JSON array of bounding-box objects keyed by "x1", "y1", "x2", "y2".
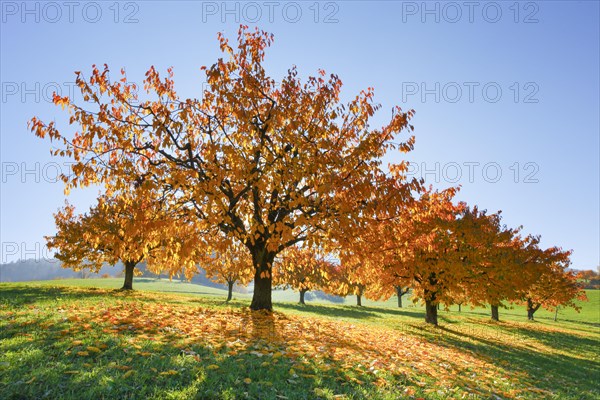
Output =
[{"x1": 0, "y1": 279, "x2": 598, "y2": 399}]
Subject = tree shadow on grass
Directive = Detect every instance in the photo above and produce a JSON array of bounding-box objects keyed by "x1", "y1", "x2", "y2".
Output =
[
  {"x1": 275, "y1": 302, "x2": 454, "y2": 326},
  {"x1": 497, "y1": 323, "x2": 600, "y2": 354},
  {"x1": 0, "y1": 285, "x2": 109, "y2": 307},
  {"x1": 0, "y1": 302, "x2": 407, "y2": 400},
  {"x1": 275, "y1": 302, "x2": 383, "y2": 320},
  {"x1": 0, "y1": 285, "x2": 204, "y2": 309},
  {"x1": 427, "y1": 325, "x2": 600, "y2": 399}
]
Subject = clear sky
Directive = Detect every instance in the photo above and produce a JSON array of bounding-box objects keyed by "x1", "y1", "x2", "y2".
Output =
[{"x1": 1, "y1": 1, "x2": 598, "y2": 269}]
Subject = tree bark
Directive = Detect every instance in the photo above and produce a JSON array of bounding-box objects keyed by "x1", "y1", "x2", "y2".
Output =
[
  {"x1": 356, "y1": 294, "x2": 362, "y2": 307},
  {"x1": 249, "y1": 246, "x2": 275, "y2": 311},
  {"x1": 122, "y1": 261, "x2": 135, "y2": 290},
  {"x1": 425, "y1": 299, "x2": 438, "y2": 326},
  {"x1": 299, "y1": 289, "x2": 307, "y2": 305},
  {"x1": 458, "y1": 303, "x2": 462, "y2": 312},
  {"x1": 526, "y1": 298, "x2": 539, "y2": 320},
  {"x1": 226, "y1": 280, "x2": 234, "y2": 302},
  {"x1": 395, "y1": 286, "x2": 408, "y2": 308},
  {"x1": 491, "y1": 304, "x2": 499, "y2": 321}
]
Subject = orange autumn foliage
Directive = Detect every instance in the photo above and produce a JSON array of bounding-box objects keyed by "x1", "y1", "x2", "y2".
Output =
[{"x1": 30, "y1": 25, "x2": 417, "y2": 310}]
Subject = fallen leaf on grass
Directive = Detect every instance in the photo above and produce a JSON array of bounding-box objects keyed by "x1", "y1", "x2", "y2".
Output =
[
  {"x1": 159, "y1": 370, "x2": 178, "y2": 376},
  {"x1": 123, "y1": 370, "x2": 135, "y2": 378}
]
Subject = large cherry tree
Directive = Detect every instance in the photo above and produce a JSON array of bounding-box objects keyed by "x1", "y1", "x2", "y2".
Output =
[{"x1": 31, "y1": 26, "x2": 417, "y2": 310}]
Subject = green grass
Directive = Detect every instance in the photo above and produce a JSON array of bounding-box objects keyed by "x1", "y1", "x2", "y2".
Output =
[{"x1": 1, "y1": 279, "x2": 599, "y2": 399}]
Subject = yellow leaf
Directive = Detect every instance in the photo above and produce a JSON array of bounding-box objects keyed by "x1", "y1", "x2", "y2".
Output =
[
  {"x1": 87, "y1": 346, "x2": 101, "y2": 353},
  {"x1": 207, "y1": 364, "x2": 220, "y2": 370},
  {"x1": 77, "y1": 351, "x2": 89, "y2": 357},
  {"x1": 159, "y1": 370, "x2": 178, "y2": 376},
  {"x1": 123, "y1": 370, "x2": 135, "y2": 378},
  {"x1": 25, "y1": 377, "x2": 36, "y2": 384},
  {"x1": 72, "y1": 340, "x2": 83, "y2": 346},
  {"x1": 243, "y1": 378, "x2": 252, "y2": 384}
]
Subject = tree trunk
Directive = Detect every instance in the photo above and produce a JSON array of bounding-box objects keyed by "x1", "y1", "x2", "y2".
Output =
[
  {"x1": 226, "y1": 280, "x2": 234, "y2": 302},
  {"x1": 356, "y1": 294, "x2": 362, "y2": 307},
  {"x1": 491, "y1": 304, "x2": 499, "y2": 321},
  {"x1": 554, "y1": 306, "x2": 559, "y2": 322},
  {"x1": 526, "y1": 298, "x2": 538, "y2": 320},
  {"x1": 458, "y1": 303, "x2": 462, "y2": 312},
  {"x1": 395, "y1": 286, "x2": 406, "y2": 308},
  {"x1": 299, "y1": 289, "x2": 307, "y2": 305},
  {"x1": 249, "y1": 246, "x2": 275, "y2": 311},
  {"x1": 122, "y1": 261, "x2": 135, "y2": 290},
  {"x1": 425, "y1": 299, "x2": 438, "y2": 326}
]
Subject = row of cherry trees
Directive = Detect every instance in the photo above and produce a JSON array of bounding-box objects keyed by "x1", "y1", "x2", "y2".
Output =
[
  {"x1": 31, "y1": 26, "x2": 586, "y2": 326},
  {"x1": 268, "y1": 187, "x2": 585, "y2": 325}
]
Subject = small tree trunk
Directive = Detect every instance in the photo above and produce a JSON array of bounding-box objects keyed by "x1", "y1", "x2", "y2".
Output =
[
  {"x1": 226, "y1": 280, "x2": 234, "y2": 302},
  {"x1": 122, "y1": 261, "x2": 135, "y2": 290},
  {"x1": 356, "y1": 294, "x2": 362, "y2": 307},
  {"x1": 554, "y1": 306, "x2": 559, "y2": 322},
  {"x1": 299, "y1": 289, "x2": 307, "y2": 305},
  {"x1": 425, "y1": 299, "x2": 438, "y2": 326},
  {"x1": 491, "y1": 304, "x2": 500, "y2": 321},
  {"x1": 526, "y1": 298, "x2": 537, "y2": 320},
  {"x1": 458, "y1": 303, "x2": 462, "y2": 312},
  {"x1": 249, "y1": 246, "x2": 274, "y2": 311},
  {"x1": 395, "y1": 286, "x2": 404, "y2": 308}
]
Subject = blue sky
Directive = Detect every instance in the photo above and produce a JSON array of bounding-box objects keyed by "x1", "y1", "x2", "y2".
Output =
[{"x1": 1, "y1": 1, "x2": 598, "y2": 269}]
